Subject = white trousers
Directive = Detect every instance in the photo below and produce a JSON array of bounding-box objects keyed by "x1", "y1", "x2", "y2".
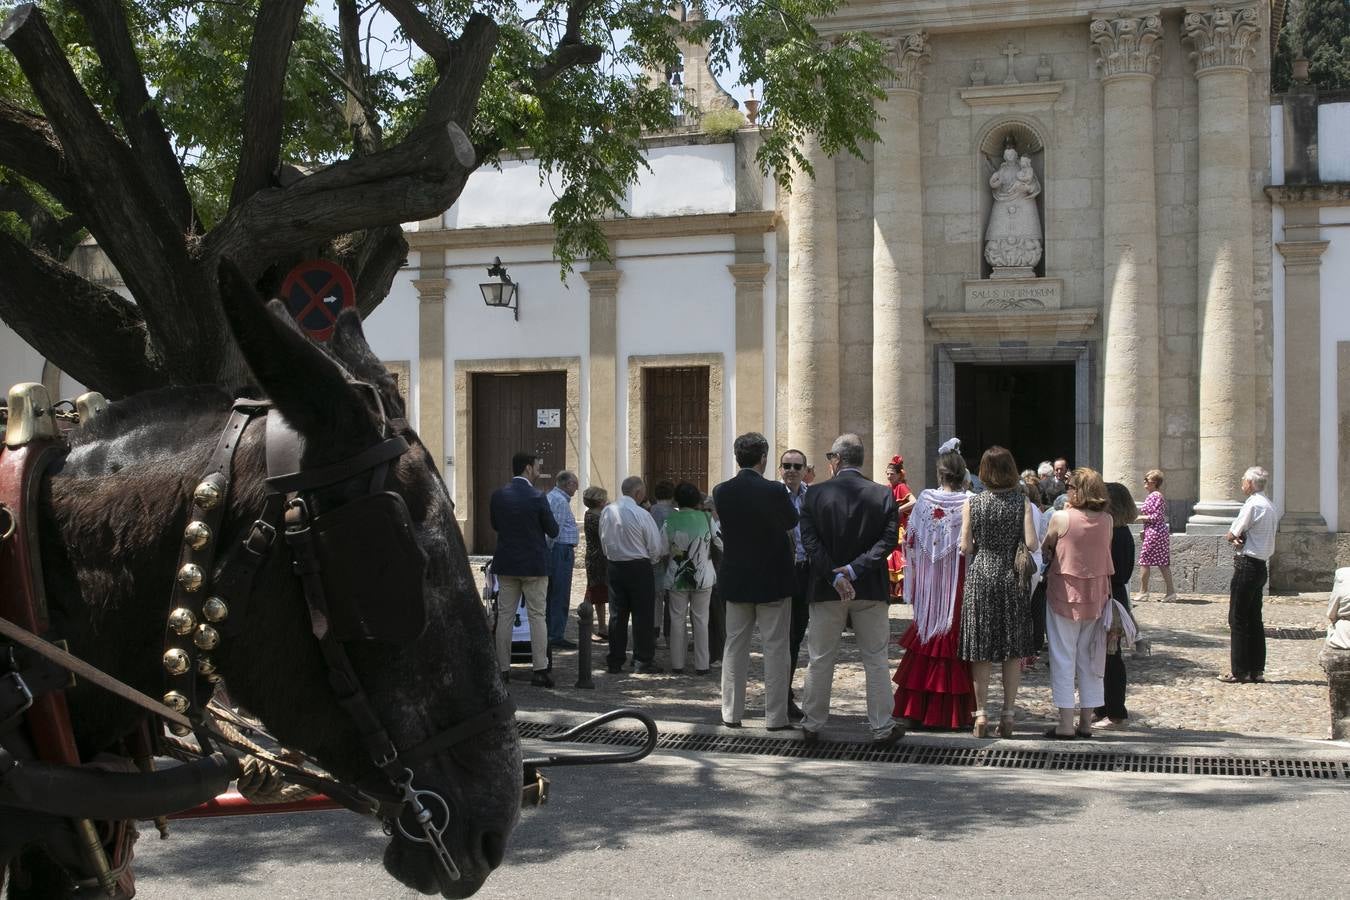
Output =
[
  {"x1": 495, "y1": 575, "x2": 549, "y2": 672},
  {"x1": 721, "y1": 598, "x2": 790, "y2": 727},
  {"x1": 667, "y1": 588, "x2": 711, "y2": 672},
  {"x1": 1046, "y1": 606, "x2": 1106, "y2": 709},
  {"x1": 802, "y1": 599, "x2": 896, "y2": 737}
]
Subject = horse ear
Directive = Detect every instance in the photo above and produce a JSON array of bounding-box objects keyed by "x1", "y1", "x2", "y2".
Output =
[
  {"x1": 329, "y1": 309, "x2": 407, "y2": 419},
  {"x1": 217, "y1": 258, "x2": 377, "y2": 442}
]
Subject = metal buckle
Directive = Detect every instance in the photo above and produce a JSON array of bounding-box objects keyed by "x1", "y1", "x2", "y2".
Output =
[
  {"x1": 393, "y1": 769, "x2": 461, "y2": 882},
  {"x1": 244, "y1": 519, "x2": 276, "y2": 553},
  {"x1": 0, "y1": 671, "x2": 34, "y2": 731}
]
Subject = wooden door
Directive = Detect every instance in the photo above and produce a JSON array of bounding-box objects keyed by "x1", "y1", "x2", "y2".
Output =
[
  {"x1": 643, "y1": 366, "x2": 710, "y2": 493},
  {"x1": 471, "y1": 372, "x2": 567, "y2": 554}
]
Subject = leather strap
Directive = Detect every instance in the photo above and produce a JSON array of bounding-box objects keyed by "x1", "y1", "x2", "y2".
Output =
[{"x1": 265, "y1": 436, "x2": 408, "y2": 495}]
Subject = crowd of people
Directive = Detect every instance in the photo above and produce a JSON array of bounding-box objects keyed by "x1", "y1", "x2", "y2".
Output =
[{"x1": 487, "y1": 434, "x2": 1277, "y2": 739}]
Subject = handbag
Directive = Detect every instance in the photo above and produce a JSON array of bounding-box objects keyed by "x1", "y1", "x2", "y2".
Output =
[{"x1": 1013, "y1": 541, "x2": 1035, "y2": 596}]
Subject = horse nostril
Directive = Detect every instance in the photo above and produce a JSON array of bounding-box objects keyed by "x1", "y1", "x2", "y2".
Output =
[{"x1": 480, "y1": 830, "x2": 506, "y2": 870}]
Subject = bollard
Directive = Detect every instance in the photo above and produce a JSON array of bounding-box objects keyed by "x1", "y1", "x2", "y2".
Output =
[
  {"x1": 1319, "y1": 646, "x2": 1350, "y2": 740},
  {"x1": 575, "y1": 600, "x2": 595, "y2": 689}
]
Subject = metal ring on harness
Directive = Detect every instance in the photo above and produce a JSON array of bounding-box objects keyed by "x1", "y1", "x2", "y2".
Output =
[{"x1": 0, "y1": 503, "x2": 15, "y2": 542}]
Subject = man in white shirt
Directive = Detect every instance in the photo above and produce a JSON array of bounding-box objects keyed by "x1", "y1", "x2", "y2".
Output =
[
  {"x1": 599, "y1": 476, "x2": 666, "y2": 674},
  {"x1": 1220, "y1": 466, "x2": 1276, "y2": 684}
]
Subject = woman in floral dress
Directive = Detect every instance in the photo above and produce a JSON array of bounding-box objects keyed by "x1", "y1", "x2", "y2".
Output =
[{"x1": 1138, "y1": 469, "x2": 1177, "y2": 602}]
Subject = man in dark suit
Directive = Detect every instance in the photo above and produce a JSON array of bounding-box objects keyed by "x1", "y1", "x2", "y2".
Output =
[
  {"x1": 799, "y1": 433, "x2": 904, "y2": 745},
  {"x1": 490, "y1": 451, "x2": 559, "y2": 687},
  {"x1": 713, "y1": 432, "x2": 799, "y2": 730}
]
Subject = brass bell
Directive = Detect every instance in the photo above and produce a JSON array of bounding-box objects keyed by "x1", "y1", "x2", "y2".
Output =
[
  {"x1": 197, "y1": 657, "x2": 222, "y2": 683},
  {"x1": 193, "y1": 479, "x2": 223, "y2": 511},
  {"x1": 184, "y1": 521, "x2": 212, "y2": 550},
  {"x1": 169, "y1": 723, "x2": 192, "y2": 737},
  {"x1": 162, "y1": 648, "x2": 190, "y2": 675},
  {"x1": 163, "y1": 691, "x2": 189, "y2": 713},
  {"x1": 168, "y1": 607, "x2": 196, "y2": 635},
  {"x1": 202, "y1": 597, "x2": 229, "y2": 624},
  {"x1": 177, "y1": 563, "x2": 204, "y2": 592},
  {"x1": 194, "y1": 624, "x2": 220, "y2": 651}
]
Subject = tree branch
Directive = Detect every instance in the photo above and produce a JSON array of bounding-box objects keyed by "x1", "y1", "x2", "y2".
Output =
[
  {"x1": 0, "y1": 176, "x2": 84, "y2": 259},
  {"x1": 69, "y1": 0, "x2": 198, "y2": 233},
  {"x1": 341, "y1": 225, "x2": 407, "y2": 317},
  {"x1": 338, "y1": 0, "x2": 382, "y2": 157},
  {"x1": 0, "y1": 231, "x2": 165, "y2": 398},
  {"x1": 0, "y1": 99, "x2": 81, "y2": 213},
  {"x1": 529, "y1": 0, "x2": 603, "y2": 84},
  {"x1": 376, "y1": 0, "x2": 452, "y2": 69},
  {"x1": 1, "y1": 3, "x2": 215, "y2": 383},
  {"x1": 229, "y1": 0, "x2": 307, "y2": 208}
]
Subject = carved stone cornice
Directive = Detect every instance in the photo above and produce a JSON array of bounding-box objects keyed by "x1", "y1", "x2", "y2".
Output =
[
  {"x1": 727, "y1": 261, "x2": 770, "y2": 286},
  {"x1": 1183, "y1": 4, "x2": 1262, "y2": 74},
  {"x1": 412, "y1": 277, "x2": 448, "y2": 303},
  {"x1": 878, "y1": 30, "x2": 930, "y2": 92},
  {"x1": 1276, "y1": 240, "x2": 1330, "y2": 271},
  {"x1": 581, "y1": 267, "x2": 621, "y2": 294},
  {"x1": 1090, "y1": 14, "x2": 1163, "y2": 80}
]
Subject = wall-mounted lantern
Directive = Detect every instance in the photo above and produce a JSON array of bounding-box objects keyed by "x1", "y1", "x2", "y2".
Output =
[{"x1": 479, "y1": 257, "x2": 519, "y2": 321}]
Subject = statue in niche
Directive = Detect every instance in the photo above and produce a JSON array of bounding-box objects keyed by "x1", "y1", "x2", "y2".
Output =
[{"x1": 983, "y1": 141, "x2": 1042, "y2": 277}]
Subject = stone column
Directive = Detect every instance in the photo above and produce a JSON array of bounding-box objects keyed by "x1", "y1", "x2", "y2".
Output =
[
  {"x1": 412, "y1": 260, "x2": 448, "y2": 475},
  {"x1": 787, "y1": 135, "x2": 839, "y2": 463},
  {"x1": 1183, "y1": 4, "x2": 1263, "y2": 531},
  {"x1": 1277, "y1": 232, "x2": 1330, "y2": 530},
  {"x1": 1092, "y1": 15, "x2": 1162, "y2": 497},
  {"x1": 871, "y1": 32, "x2": 930, "y2": 484},
  {"x1": 729, "y1": 261, "x2": 770, "y2": 440},
  {"x1": 583, "y1": 264, "x2": 621, "y2": 493}
]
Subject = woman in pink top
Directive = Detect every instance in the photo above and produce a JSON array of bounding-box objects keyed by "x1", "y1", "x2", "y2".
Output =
[{"x1": 1038, "y1": 468, "x2": 1114, "y2": 739}]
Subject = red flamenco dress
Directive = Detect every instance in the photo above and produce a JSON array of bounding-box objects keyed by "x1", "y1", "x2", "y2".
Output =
[
  {"x1": 886, "y1": 479, "x2": 911, "y2": 600},
  {"x1": 892, "y1": 489, "x2": 975, "y2": 729}
]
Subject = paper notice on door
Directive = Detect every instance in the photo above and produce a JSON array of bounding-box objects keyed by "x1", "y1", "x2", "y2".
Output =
[{"x1": 536, "y1": 408, "x2": 561, "y2": 428}]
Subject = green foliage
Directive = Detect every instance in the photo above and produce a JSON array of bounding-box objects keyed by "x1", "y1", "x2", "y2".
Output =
[
  {"x1": 699, "y1": 106, "x2": 746, "y2": 137},
  {"x1": 1273, "y1": 0, "x2": 1350, "y2": 92},
  {"x1": 1, "y1": 0, "x2": 887, "y2": 269}
]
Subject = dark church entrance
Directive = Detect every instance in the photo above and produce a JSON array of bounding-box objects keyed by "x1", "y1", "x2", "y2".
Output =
[{"x1": 954, "y1": 363, "x2": 1075, "y2": 476}]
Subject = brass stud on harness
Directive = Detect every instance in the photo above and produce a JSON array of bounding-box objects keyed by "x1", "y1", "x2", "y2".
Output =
[
  {"x1": 169, "y1": 723, "x2": 191, "y2": 737},
  {"x1": 193, "y1": 479, "x2": 223, "y2": 510},
  {"x1": 162, "y1": 691, "x2": 189, "y2": 713},
  {"x1": 194, "y1": 624, "x2": 220, "y2": 651},
  {"x1": 202, "y1": 597, "x2": 228, "y2": 624},
  {"x1": 177, "y1": 564, "x2": 204, "y2": 592},
  {"x1": 197, "y1": 656, "x2": 222, "y2": 683},
  {"x1": 162, "y1": 648, "x2": 190, "y2": 675},
  {"x1": 168, "y1": 607, "x2": 196, "y2": 635},
  {"x1": 183, "y1": 521, "x2": 212, "y2": 550}
]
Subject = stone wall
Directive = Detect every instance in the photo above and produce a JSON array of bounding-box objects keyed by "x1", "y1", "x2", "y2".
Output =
[{"x1": 1272, "y1": 532, "x2": 1350, "y2": 593}]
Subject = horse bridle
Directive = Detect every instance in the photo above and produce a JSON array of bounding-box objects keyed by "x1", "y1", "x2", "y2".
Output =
[{"x1": 162, "y1": 394, "x2": 513, "y2": 884}]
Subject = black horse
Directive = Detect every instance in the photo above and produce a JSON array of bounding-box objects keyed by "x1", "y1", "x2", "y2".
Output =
[{"x1": 1, "y1": 262, "x2": 520, "y2": 897}]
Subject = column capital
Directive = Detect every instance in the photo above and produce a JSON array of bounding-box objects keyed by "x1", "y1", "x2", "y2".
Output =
[
  {"x1": 581, "y1": 267, "x2": 621, "y2": 293},
  {"x1": 877, "y1": 30, "x2": 930, "y2": 93},
  {"x1": 412, "y1": 276, "x2": 448, "y2": 303},
  {"x1": 1090, "y1": 14, "x2": 1163, "y2": 80},
  {"x1": 1183, "y1": 4, "x2": 1262, "y2": 75},
  {"x1": 727, "y1": 261, "x2": 770, "y2": 286},
  {"x1": 1277, "y1": 239, "x2": 1330, "y2": 270}
]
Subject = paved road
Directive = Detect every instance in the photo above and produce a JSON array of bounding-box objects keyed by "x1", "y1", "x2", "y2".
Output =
[{"x1": 135, "y1": 743, "x2": 1350, "y2": 899}]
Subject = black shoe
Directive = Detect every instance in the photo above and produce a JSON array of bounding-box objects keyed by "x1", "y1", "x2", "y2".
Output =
[
  {"x1": 670, "y1": 668, "x2": 684, "y2": 675},
  {"x1": 530, "y1": 670, "x2": 555, "y2": 688},
  {"x1": 550, "y1": 638, "x2": 577, "y2": 649},
  {"x1": 721, "y1": 719, "x2": 742, "y2": 728},
  {"x1": 801, "y1": 729, "x2": 820, "y2": 746},
  {"x1": 695, "y1": 668, "x2": 711, "y2": 676},
  {"x1": 873, "y1": 725, "x2": 906, "y2": 748},
  {"x1": 633, "y1": 662, "x2": 664, "y2": 675},
  {"x1": 606, "y1": 664, "x2": 624, "y2": 674},
  {"x1": 767, "y1": 724, "x2": 796, "y2": 733},
  {"x1": 787, "y1": 698, "x2": 805, "y2": 722}
]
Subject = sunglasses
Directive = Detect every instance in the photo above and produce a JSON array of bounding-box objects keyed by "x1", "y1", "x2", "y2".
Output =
[
  {"x1": 781, "y1": 462, "x2": 804, "y2": 470},
  {"x1": 825, "y1": 452, "x2": 839, "y2": 461}
]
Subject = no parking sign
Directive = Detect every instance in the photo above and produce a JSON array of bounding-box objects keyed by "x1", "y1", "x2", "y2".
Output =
[{"x1": 279, "y1": 260, "x2": 356, "y2": 341}]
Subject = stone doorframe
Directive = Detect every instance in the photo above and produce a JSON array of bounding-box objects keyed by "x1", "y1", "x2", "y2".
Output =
[
  {"x1": 452, "y1": 356, "x2": 582, "y2": 550},
  {"x1": 934, "y1": 342, "x2": 1096, "y2": 475},
  {"x1": 627, "y1": 353, "x2": 726, "y2": 492}
]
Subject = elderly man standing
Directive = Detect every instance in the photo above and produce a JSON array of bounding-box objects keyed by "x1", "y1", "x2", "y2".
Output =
[
  {"x1": 490, "y1": 451, "x2": 559, "y2": 687},
  {"x1": 545, "y1": 470, "x2": 580, "y2": 649},
  {"x1": 600, "y1": 476, "x2": 666, "y2": 675},
  {"x1": 1220, "y1": 466, "x2": 1277, "y2": 685},
  {"x1": 714, "y1": 432, "x2": 799, "y2": 730},
  {"x1": 799, "y1": 434, "x2": 904, "y2": 746}
]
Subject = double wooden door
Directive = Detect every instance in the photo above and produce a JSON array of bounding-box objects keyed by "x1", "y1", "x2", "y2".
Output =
[
  {"x1": 471, "y1": 372, "x2": 566, "y2": 554},
  {"x1": 643, "y1": 366, "x2": 709, "y2": 493}
]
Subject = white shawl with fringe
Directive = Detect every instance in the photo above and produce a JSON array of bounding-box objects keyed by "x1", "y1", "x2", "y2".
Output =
[{"x1": 903, "y1": 488, "x2": 971, "y2": 642}]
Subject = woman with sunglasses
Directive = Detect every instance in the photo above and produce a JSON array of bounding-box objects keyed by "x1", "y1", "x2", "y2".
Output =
[{"x1": 1039, "y1": 468, "x2": 1115, "y2": 739}]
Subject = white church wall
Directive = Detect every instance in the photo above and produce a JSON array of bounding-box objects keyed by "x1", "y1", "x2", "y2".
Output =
[
  {"x1": 443, "y1": 159, "x2": 555, "y2": 228},
  {"x1": 1321, "y1": 103, "x2": 1350, "y2": 182},
  {"x1": 1319, "y1": 204, "x2": 1350, "y2": 532},
  {"x1": 0, "y1": 322, "x2": 50, "y2": 395},
  {"x1": 628, "y1": 144, "x2": 736, "y2": 217},
  {"x1": 360, "y1": 266, "x2": 420, "y2": 424}
]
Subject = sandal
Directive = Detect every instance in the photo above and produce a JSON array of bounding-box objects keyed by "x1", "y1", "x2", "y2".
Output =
[
  {"x1": 1042, "y1": 727, "x2": 1076, "y2": 740},
  {"x1": 973, "y1": 714, "x2": 989, "y2": 739},
  {"x1": 1216, "y1": 673, "x2": 1247, "y2": 684}
]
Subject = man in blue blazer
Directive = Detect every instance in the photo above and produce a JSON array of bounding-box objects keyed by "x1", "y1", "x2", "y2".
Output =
[
  {"x1": 490, "y1": 451, "x2": 559, "y2": 687},
  {"x1": 713, "y1": 432, "x2": 798, "y2": 730},
  {"x1": 799, "y1": 433, "x2": 904, "y2": 746}
]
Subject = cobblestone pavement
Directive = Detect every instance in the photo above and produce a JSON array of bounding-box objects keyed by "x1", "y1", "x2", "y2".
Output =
[{"x1": 505, "y1": 580, "x2": 1335, "y2": 742}]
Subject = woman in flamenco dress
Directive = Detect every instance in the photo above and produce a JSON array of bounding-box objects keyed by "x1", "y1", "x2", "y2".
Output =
[
  {"x1": 885, "y1": 456, "x2": 916, "y2": 601},
  {"x1": 892, "y1": 440, "x2": 977, "y2": 729}
]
